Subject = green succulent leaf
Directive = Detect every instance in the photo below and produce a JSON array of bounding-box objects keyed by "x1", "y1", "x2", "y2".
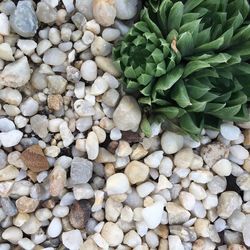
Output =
[{"x1": 113, "y1": 0, "x2": 250, "y2": 138}]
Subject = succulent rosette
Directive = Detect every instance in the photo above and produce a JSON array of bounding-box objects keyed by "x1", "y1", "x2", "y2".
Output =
[{"x1": 113, "y1": 0, "x2": 250, "y2": 138}]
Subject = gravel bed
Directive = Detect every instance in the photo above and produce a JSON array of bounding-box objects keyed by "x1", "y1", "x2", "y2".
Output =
[{"x1": 0, "y1": 0, "x2": 250, "y2": 250}]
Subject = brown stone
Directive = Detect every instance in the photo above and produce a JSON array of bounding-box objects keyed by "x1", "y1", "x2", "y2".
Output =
[
  {"x1": 47, "y1": 94, "x2": 63, "y2": 111},
  {"x1": 27, "y1": 170, "x2": 37, "y2": 182},
  {"x1": 122, "y1": 131, "x2": 142, "y2": 143},
  {"x1": 228, "y1": 244, "x2": 247, "y2": 250},
  {"x1": 42, "y1": 199, "x2": 56, "y2": 209},
  {"x1": 69, "y1": 201, "x2": 91, "y2": 229},
  {"x1": 49, "y1": 166, "x2": 66, "y2": 197},
  {"x1": 243, "y1": 157, "x2": 250, "y2": 173},
  {"x1": 16, "y1": 196, "x2": 39, "y2": 213},
  {"x1": 155, "y1": 225, "x2": 169, "y2": 239},
  {"x1": 21, "y1": 145, "x2": 49, "y2": 173},
  {"x1": 244, "y1": 129, "x2": 250, "y2": 148}
]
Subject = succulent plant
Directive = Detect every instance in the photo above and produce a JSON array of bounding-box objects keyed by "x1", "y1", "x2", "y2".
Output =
[{"x1": 113, "y1": 0, "x2": 250, "y2": 138}]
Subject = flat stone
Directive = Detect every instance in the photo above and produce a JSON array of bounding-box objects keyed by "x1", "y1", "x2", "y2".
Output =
[
  {"x1": 0, "y1": 43, "x2": 14, "y2": 61},
  {"x1": 43, "y1": 48, "x2": 67, "y2": 66},
  {"x1": 62, "y1": 230, "x2": 84, "y2": 250},
  {"x1": 30, "y1": 115, "x2": 48, "y2": 139},
  {"x1": 21, "y1": 145, "x2": 49, "y2": 173},
  {"x1": 0, "y1": 130, "x2": 23, "y2": 147},
  {"x1": 0, "y1": 57, "x2": 31, "y2": 88},
  {"x1": 70, "y1": 157, "x2": 93, "y2": 184},
  {"x1": 101, "y1": 222, "x2": 124, "y2": 247},
  {"x1": 36, "y1": 2, "x2": 57, "y2": 24},
  {"x1": 49, "y1": 166, "x2": 66, "y2": 197},
  {"x1": 10, "y1": 1, "x2": 38, "y2": 37}
]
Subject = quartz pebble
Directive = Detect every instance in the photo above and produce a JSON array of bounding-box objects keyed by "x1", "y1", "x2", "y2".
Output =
[
  {"x1": 161, "y1": 131, "x2": 184, "y2": 154},
  {"x1": 0, "y1": 13, "x2": 10, "y2": 36},
  {"x1": 220, "y1": 123, "x2": 241, "y2": 141},
  {"x1": 125, "y1": 161, "x2": 149, "y2": 184},
  {"x1": 0, "y1": 130, "x2": 23, "y2": 147},
  {"x1": 43, "y1": 48, "x2": 67, "y2": 66},
  {"x1": 10, "y1": 1, "x2": 38, "y2": 37},
  {"x1": 2, "y1": 226, "x2": 23, "y2": 244},
  {"x1": 106, "y1": 173, "x2": 130, "y2": 195},
  {"x1": 115, "y1": 0, "x2": 138, "y2": 20},
  {"x1": 62, "y1": 230, "x2": 84, "y2": 250},
  {"x1": 101, "y1": 222, "x2": 124, "y2": 247},
  {"x1": 0, "y1": 43, "x2": 14, "y2": 61},
  {"x1": 212, "y1": 159, "x2": 232, "y2": 176},
  {"x1": 81, "y1": 60, "x2": 97, "y2": 81},
  {"x1": 0, "y1": 56, "x2": 31, "y2": 88}
]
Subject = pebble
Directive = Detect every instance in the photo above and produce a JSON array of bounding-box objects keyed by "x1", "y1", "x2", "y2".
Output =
[
  {"x1": 142, "y1": 201, "x2": 164, "y2": 229},
  {"x1": 0, "y1": 118, "x2": 15, "y2": 132},
  {"x1": 91, "y1": 36, "x2": 112, "y2": 56},
  {"x1": 0, "y1": 43, "x2": 14, "y2": 61},
  {"x1": 2, "y1": 226, "x2": 23, "y2": 244},
  {"x1": 174, "y1": 148, "x2": 194, "y2": 168},
  {"x1": 100, "y1": 222, "x2": 123, "y2": 247},
  {"x1": 86, "y1": 131, "x2": 99, "y2": 160},
  {"x1": 81, "y1": 60, "x2": 97, "y2": 81},
  {"x1": 166, "y1": 202, "x2": 191, "y2": 224},
  {"x1": 230, "y1": 145, "x2": 249, "y2": 160},
  {"x1": 47, "y1": 217, "x2": 62, "y2": 238},
  {"x1": 9, "y1": 1, "x2": 38, "y2": 37},
  {"x1": 242, "y1": 215, "x2": 250, "y2": 246},
  {"x1": 212, "y1": 159, "x2": 232, "y2": 176},
  {"x1": 217, "y1": 191, "x2": 242, "y2": 219},
  {"x1": 93, "y1": 0, "x2": 116, "y2": 27},
  {"x1": 60, "y1": 121, "x2": 74, "y2": 147},
  {"x1": 161, "y1": 131, "x2": 184, "y2": 154},
  {"x1": 70, "y1": 157, "x2": 93, "y2": 184},
  {"x1": 69, "y1": 201, "x2": 91, "y2": 229},
  {"x1": 49, "y1": 166, "x2": 66, "y2": 196},
  {"x1": 125, "y1": 161, "x2": 149, "y2": 184},
  {"x1": 115, "y1": 0, "x2": 138, "y2": 20},
  {"x1": 106, "y1": 173, "x2": 130, "y2": 195},
  {"x1": 95, "y1": 56, "x2": 121, "y2": 77},
  {"x1": 220, "y1": 123, "x2": 241, "y2": 141},
  {"x1": 0, "y1": 56, "x2": 31, "y2": 88},
  {"x1": 30, "y1": 115, "x2": 49, "y2": 139},
  {"x1": 36, "y1": 2, "x2": 57, "y2": 24},
  {"x1": 74, "y1": 100, "x2": 95, "y2": 117},
  {"x1": 0, "y1": 87, "x2": 22, "y2": 105},
  {"x1": 201, "y1": 142, "x2": 229, "y2": 166},
  {"x1": 0, "y1": 130, "x2": 23, "y2": 148},
  {"x1": 236, "y1": 173, "x2": 250, "y2": 191},
  {"x1": 136, "y1": 182, "x2": 155, "y2": 198},
  {"x1": 207, "y1": 175, "x2": 227, "y2": 194},
  {"x1": 43, "y1": 48, "x2": 67, "y2": 66},
  {"x1": 91, "y1": 76, "x2": 109, "y2": 95},
  {"x1": 113, "y1": 96, "x2": 141, "y2": 131},
  {"x1": 17, "y1": 39, "x2": 37, "y2": 56},
  {"x1": 179, "y1": 191, "x2": 196, "y2": 211},
  {"x1": 16, "y1": 196, "x2": 39, "y2": 213},
  {"x1": 18, "y1": 238, "x2": 35, "y2": 250},
  {"x1": 73, "y1": 183, "x2": 94, "y2": 200},
  {"x1": 21, "y1": 215, "x2": 41, "y2": 235},
  {"x1": 62, "y1": 229, "x2": 84, "y2": 250},
  {"x1": 96, "y1": 147, "x2": 116, "y2": 163},
  {"x1": 21, "y1": 145, "x2": 49, "y2": 173},
  {"x1": 0, "y1": 13, "x2": 10, "y2": 36},
  {"x1": 168, "y1": 235, "x2": 185, "y2": 250},
  {"x1": 20, "y1": 97, "x2": 39, "y2": 116},
  {"x1": 124, "y1": 230, "x2": 141, "y2": 248},
  {"x1": 102, "y1": 28, "x2": 120, "y2": 41}
]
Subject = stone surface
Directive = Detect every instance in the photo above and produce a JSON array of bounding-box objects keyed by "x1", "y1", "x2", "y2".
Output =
[
  {"x1": 161, "y1": 131, "x2": 184, "y2": 154},
  {"x1": 166, "y1": 202, "x2": 191, "y2": 224},
  {"x1": 106, "y1": 173, "x2": 130, "y2": 195},
  {"x1": 113, "y1": 96, "x2": 141, "y2": 131},
  {"x1": 62, "y1": 230, "x2": 84, "y2": 250},
  {"x1": 0, "y1": 57, "x2": 31, "y2": 88},
  {"x1": 115, "y1": 0, "x2": 138, "y2": 20},
  {"x1": 70, "y1": 157, "x2": 93, "y2": 184},
  {"x1": 21, "y1": 145, "x2": 49, "y2": 173},
  {"x1": 125, "y1": 161, "x2": 149, "y2": 184},
  {"x1": 0, "y1": 130, "x2": 23, "y2": 147},
  {"x1": 16, "y1": 196, "x2": 39, "y2": 213},
  {"x1": 10, "y1": 1, "x2": 38, "y2": 37},
  {"x1": 43, "y1": 48, "x2": 67, "y2": 66}
]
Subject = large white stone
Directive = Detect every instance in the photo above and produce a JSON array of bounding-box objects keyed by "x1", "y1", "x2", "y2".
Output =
[{"x1": 161, "y1": 131, "x2": 184, "y2": 154}]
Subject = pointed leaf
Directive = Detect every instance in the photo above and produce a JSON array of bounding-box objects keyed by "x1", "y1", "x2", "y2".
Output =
[
  {"x1": 155, "y1": 65, "x2": 184, "y2": 92},
  {"x1": 168, "y1": 2, "x2": 184, "y2": 31},
  {"x1": 184, "y1": 0, "x2": 203, "y2": 12},
  {"x1": 195, "y1": 37, "x2": 224, "y2": 53},
  {"x1": 179, "y1": 113, "x2": 203, "y2": 135},
  {"x1": 183, "y1": 61, "x2": 211, "y2": 77},
  {"x1": 177, "y1": 32, "x2": 194, "y2": 56},
  {"x1": 140, "y1": 116, "x2": 152, "y2": 137},
  {"x1": 171, "y1": 80, "x2": 191, "y2": 108}
]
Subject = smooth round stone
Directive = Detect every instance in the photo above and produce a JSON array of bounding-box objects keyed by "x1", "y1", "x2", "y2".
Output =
[
  {"x1": 0, "y1": 43, "x2": 14, "y2": 61},
  {"x1": 62, "y1": 230, "x2": 84, "y2": 249},
  {"x1": 93, "y1": 0, "x2": 116, "y2": 27},
  {"x1": 17, "y1": 39, "x2": 37, "y2": 56},
  {"x1": 174, "y1": 148, "x2": 194, "y2": 168},
  {"x1": 236, "y1": 173, "x2": 250, "y2": 191},
  {"x1": 0, "y1": 130, "x2": 23, "y2": 147},
  {"x1": 212, "y1": 159, "x2": 232, "y2": 176},
  {"x1": 76, "y1": 117, "x2": 93, "y2": 132},
  {"x1": 10, "y1": 1, "x2": 38, "y2": 38},
  {"x1": 102, "y1": 28, "x2": 120, "y2": 41},
  {"x1": 47, "y1": 217, "x2": 62, "y2": 238},
  {"x1": 115, "y1": 0, "x2": 138, "y2": 20},
  {"x1": 36, "y1": 2, "x2": 57, "y2": 24},
  {"x1": 106, "y1": 173, "x2": 130, "y2": 195},
  {"x1": 230, "y1": 145, "x2": 249, "y2": 160},
  {"x1": 125, "y1": 161, "x2": 149, "y2": 184},
  {"x1": 136, "y1": 182, "x2": 155, "y2": 198},
  {"x1": 86, "y1": 131, "x2": 99, "y2": 160},
  {"x1": 74, "y1": 100, "x2": 95, "y2": 117},
  {"x1": 2, "y1": 226, "x2": 23, "y2": 244},
  {"x1": 18, "y1": 238, "x2": 35, "y2": 250},
  {"x1": 0, "y1": 13, "x2": 10, "y2": 36},
  {"x1": 20, "y1": 97, "x2": 39, "y2": 117},
  {"x1": 124, "y1": 230, "x2": 141, "y2": 248},
  {"x1": 161, "y1": 131, "x2": 184, "y2": 154},
  {"x1": 75, "y1": 0, "x2": 93, "y2": 20},
  {"x1": 80, "y1": 60, "x2": 97, "y2": 81},
  {"x1": 43, "y1": 48, "x2": 66, "y2": 66},
  {"x1": 101, "y1": 222, "x2": 124, "y2": 247},
  {"x1": 0, "y1": 118, "x2": 15, "y2": 132},
  {"x1": 220, "y1": 123, "x2": 241, "y2": 141},
  {"x1": 95, "y1": 56, "x2": 121, "y2": 77},
  {"x1": 91, "y1": 36, "x2": 112, "y2": 56},
  {"x1": 144, "y1": 151, "x2": 164, "y2": 168},
  {"x1": 90, "y1": 76, "x2": 109, "y2": 95}
]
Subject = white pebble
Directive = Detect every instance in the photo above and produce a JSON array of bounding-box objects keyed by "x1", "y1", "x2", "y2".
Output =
[
  {"x1": 0, "y1": 130, "x2": 23, "y2": 147},
  {"x1": 230, "y1": 145, "x2": 249, "y2": 160},
  {"x1": 106, "y1": 173, "x2": 130, "y2": 195},
  {"x1": 20, "y1": 97, "x2": 39, "y2": 117},
  {"x1": 47, "y1": 217, "x2": 62, "y2": 238},
  {"x1": 80, "y1": 60, "x2": 97, "y2": 81},
  {"x1": 220, "y1": 123, "x2": 241, "y2": 141},
  {"x1": 212, "y1": 159, "x2": 232, "y2": 176},
  {"x1": 161, "y1": 131, "x2": 184, "y2": 154}
]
